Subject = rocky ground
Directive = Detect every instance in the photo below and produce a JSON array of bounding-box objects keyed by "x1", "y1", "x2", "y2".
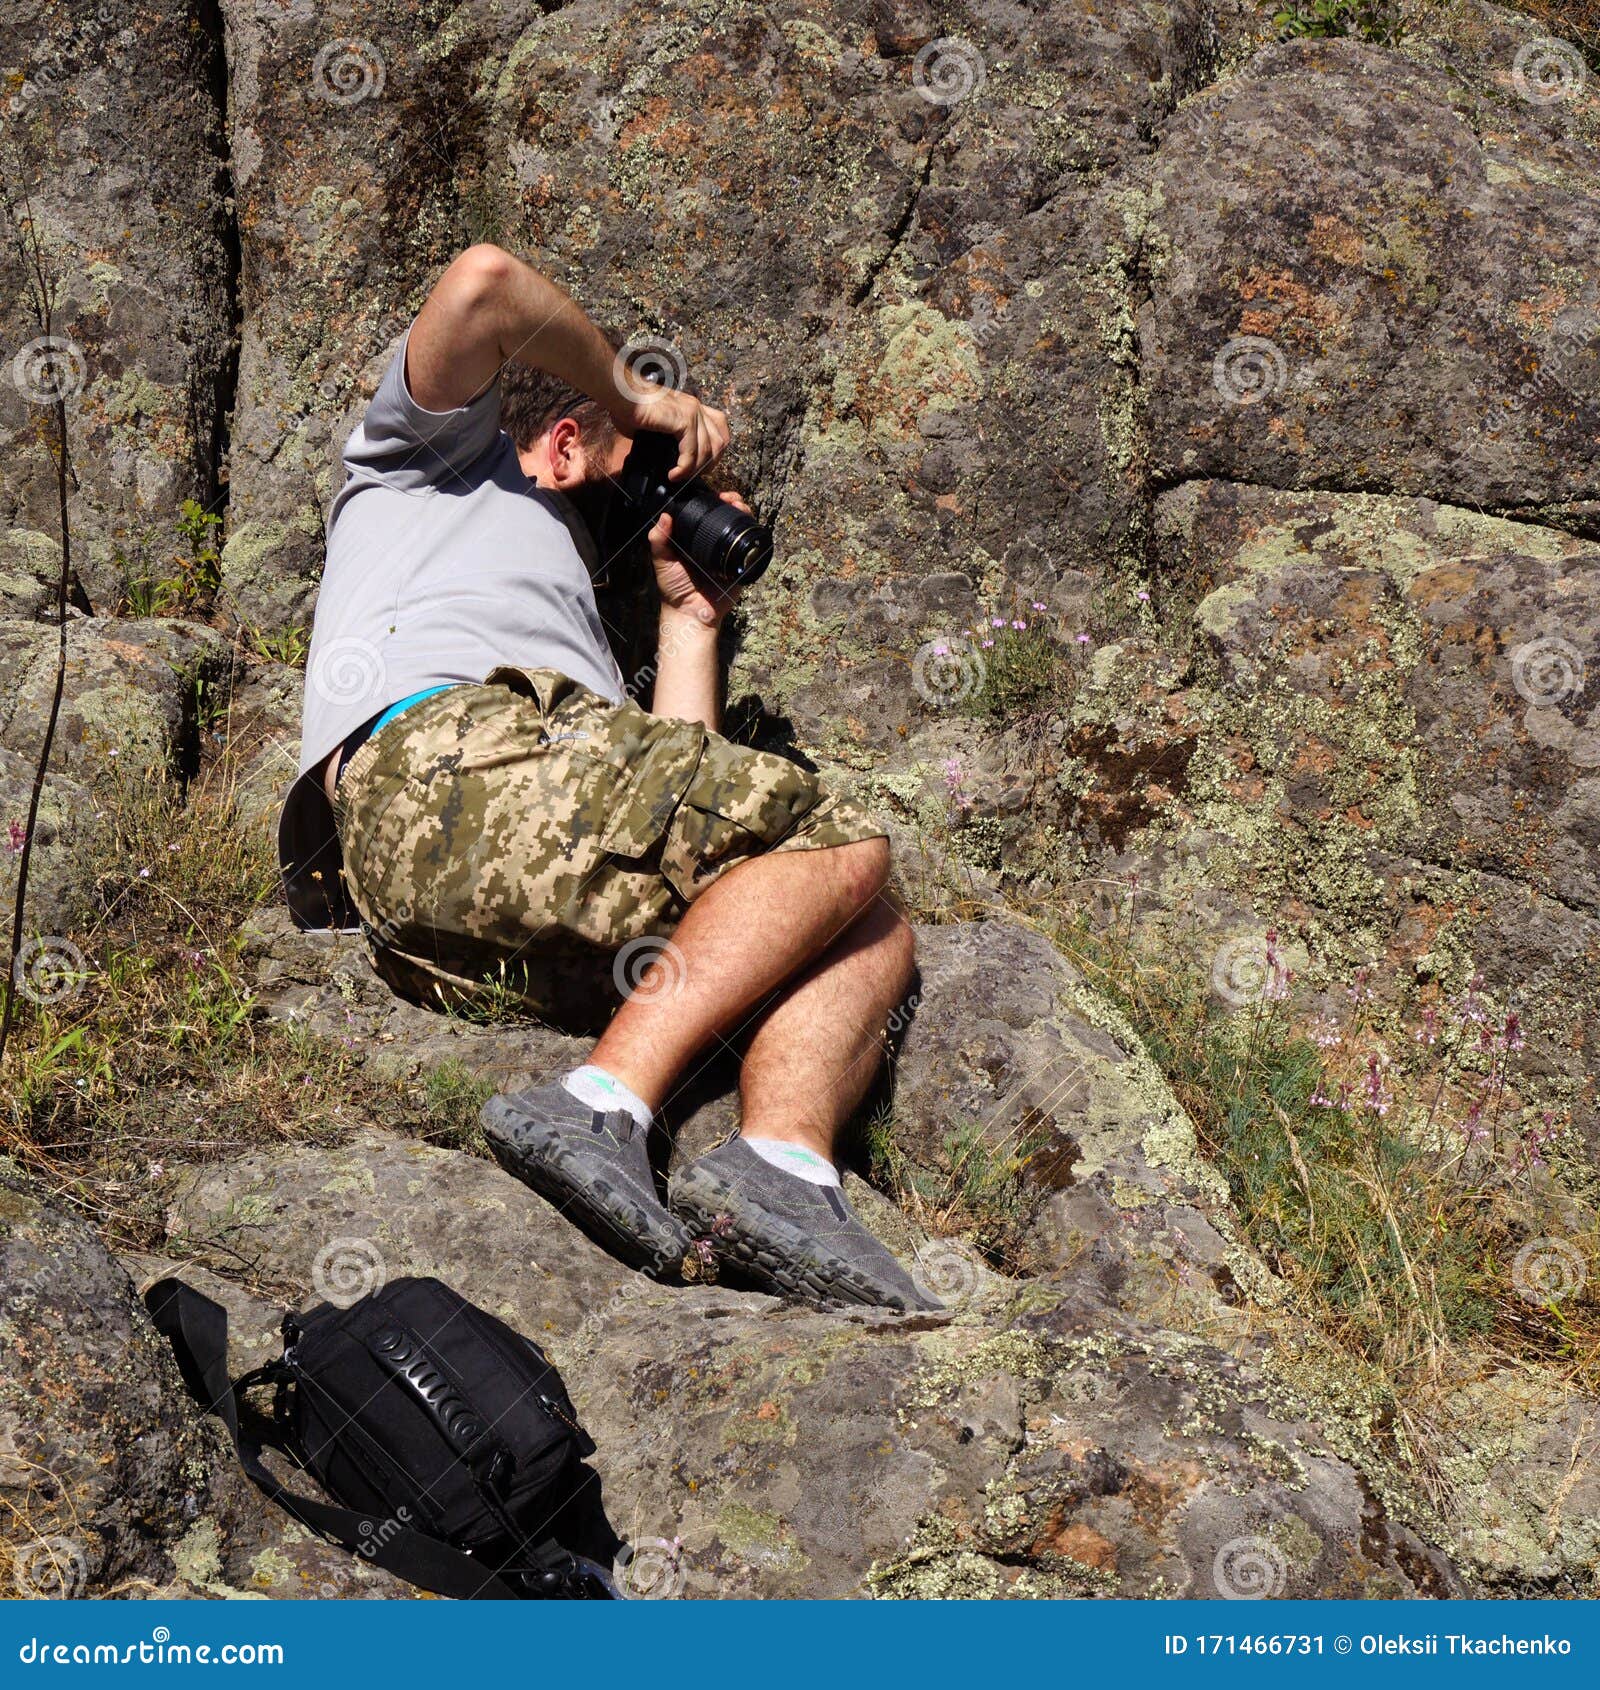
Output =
[{"x1": 2, "y1": 0, "x2": 1598, "y2": 1600}]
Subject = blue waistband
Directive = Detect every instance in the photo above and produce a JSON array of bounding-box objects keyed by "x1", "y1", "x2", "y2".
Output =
[{"x1": 370, "y1": 683, "x2": 460, "y2": 736}]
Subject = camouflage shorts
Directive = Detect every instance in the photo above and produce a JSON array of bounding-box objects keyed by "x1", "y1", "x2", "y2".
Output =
[{"x1": 331, "y1": 665, "x2": 884, "y2": 1026}]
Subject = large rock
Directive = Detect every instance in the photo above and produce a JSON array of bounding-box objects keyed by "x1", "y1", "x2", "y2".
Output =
[
  {"x1": 1143, "y1": 35, "x2": 1600, "y2": 520},
  {"x1": 0, "y1": 530, "x2": 64, "y2": 621},
  {"x1": 0, "y1": 0, "x2": 235, "y2": 611},
  {"x1": 214, "y1": 0, "x2": 1247, "y2": 663},
  {"x1": 166, "y1": 910, "x2": 1600, "y2": 1596},
  {"x1": 163, "y1": 1126, "x2": 635, "y2": 1342},
  {"x1": 1139, "y1": 480, "x2": 1600, "y2": 1150},
  {"x1": 215, "y1": 0, "x2": 546, "y2": 629}
]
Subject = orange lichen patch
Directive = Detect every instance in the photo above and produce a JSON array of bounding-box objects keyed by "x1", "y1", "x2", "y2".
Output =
[
  {"x1": 1515, "y1": 288, "x2": 1570, "y2": 331},
  {"x1": 936, "y1": 1493, "x2": 976, "y2": 1532},
  {"x1": 1032, "y1": 1425, "x2": 1098, "y2": 1461},
  {"x1": 1308, "y1": 213, "x2": 1365, "y2": 267},
  {"x1": 1266, "y1": 416, "x2": 1311, "y2": 454},
  {"x1": 1407, "y1": 563, "x2": 1487, "y2": 606},
  {"x1": 1428, "y1": 623, "x2": 1501, "y2": 674},
  {"x1": 1032, "y1": 1515, "x2": 1120, "y2": 1570},
  {"x1": 754, "y1": 1400, "x2": 780, "y2": 1422},
  {"x1": 1119, "y1": 1457, "x2": 1209, "y2": 1533},
  {"x1": 1331, "y1": 573, "x2": 1387, "y2": 625},
  {"x1": 1238, "y1": 269, "x2": 1341, "y2": 337},
  {"x1": 1291, "y1": 739, "x2": 1340, "y2": 776},
  {"x1": 97, "y1": 639, "x2": 162, "y2": 674},
  {"x1": 618, "y1": 97, "x2": 703, "y2": 155}
]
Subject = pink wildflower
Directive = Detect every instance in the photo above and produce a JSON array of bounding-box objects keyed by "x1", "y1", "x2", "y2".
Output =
[{"x1": 1363, "y1": 1054, "x2": 1392, "y2": 1117}]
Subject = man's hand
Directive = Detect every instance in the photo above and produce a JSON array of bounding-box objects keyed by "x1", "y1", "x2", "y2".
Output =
[
  {"x1": 648, "y1": 490, "x2": 752, "y2": 628},
  {"x1": 619, "y1": 383, "x2": 731, "y2": 483},
  {"x1": 647, "y1": 490, "x2": 752, "y2": 731},
  {"x1": 408, "y1": 244, "x2": 732, "y2": 485}
]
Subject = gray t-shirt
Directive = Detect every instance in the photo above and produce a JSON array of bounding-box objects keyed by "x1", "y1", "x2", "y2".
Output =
[{"x1": 278, "y1": 329, "x2": 626, "y2": 929}]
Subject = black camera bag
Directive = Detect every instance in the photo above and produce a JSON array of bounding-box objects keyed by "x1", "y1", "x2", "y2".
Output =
[{"x1": 145, "y1": 1274, "x2": 614, "y2": 1599}]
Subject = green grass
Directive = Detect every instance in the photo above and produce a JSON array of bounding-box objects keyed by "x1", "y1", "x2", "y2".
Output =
[
  {"x1": 860, "y1": 1100, "x2": 1051, "y2": 1274},
  {"x1": 965, "y1": 623, "x2": 1070, "y2": 725},
  {"x1": 0, "y1": 749, "x2": 381, "y2": 1246},
  {"x1": 1271, "y1": 0, "x2": 1409, "y2": 42},
  {"x1": 1046, "y1": 905, "x2": 1598, "y2": 1390},
  {"x1": 246, "y1": 624, "x2": 311, "y2": 667},
  {"x1": 418, "y1": 1058, "x2": 494, "y2": 1155}
]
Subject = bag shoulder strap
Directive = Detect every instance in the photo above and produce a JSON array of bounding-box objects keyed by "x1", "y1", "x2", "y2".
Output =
[{"x1": 144, "y1": 1276, "x2": 565, "y2": 1601}]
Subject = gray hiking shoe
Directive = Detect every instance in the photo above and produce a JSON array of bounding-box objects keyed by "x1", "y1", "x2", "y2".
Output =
[
  {"x1": 668, "y1": 1137, "x2": 941, "y2": 1312},
  {"x1": 481, "y1": 1081, "x2": 691, "y2": 1276}
]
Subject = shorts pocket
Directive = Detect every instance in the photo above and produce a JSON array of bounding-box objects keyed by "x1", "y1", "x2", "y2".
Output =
[
  {"x1": 659, "y1": 741, "x2": 822, "y2": 902},
  {"x1": 595, "y1": 726, "x2": 707, "y2": 858}
]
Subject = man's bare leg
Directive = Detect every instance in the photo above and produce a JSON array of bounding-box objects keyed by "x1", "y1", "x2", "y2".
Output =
[
  {"x1": 661, "y1": 889, "x2": 933, "y2": 1310},
  {"x1": 587, "y1": 835, "x2": 891, "y2": 1112},
  {"x1": 735, "y1": 894, "x2": 915, "y2": 1160}
]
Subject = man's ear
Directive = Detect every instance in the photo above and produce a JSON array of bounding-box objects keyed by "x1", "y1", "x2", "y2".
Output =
[{"x1": 543, "y1": 415, "x2": 585, "y2": 488}]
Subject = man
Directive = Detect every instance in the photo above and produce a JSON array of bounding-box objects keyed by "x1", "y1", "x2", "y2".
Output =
[{"x1": 278, "y1": 244, "x2": 933, "y2": 1311}]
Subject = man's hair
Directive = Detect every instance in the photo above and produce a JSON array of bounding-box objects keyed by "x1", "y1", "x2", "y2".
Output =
[{"x1": 500, "y1": 361, "x2": 619, "y2": 457}]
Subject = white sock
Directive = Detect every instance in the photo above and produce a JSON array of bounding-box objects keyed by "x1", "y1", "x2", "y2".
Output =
[
  {"x1": 741, "y1": 1136, "x2": 841, "y2": 1188},
  {"x1": 562, "y1": 1065, "x2": 652, "y2": 1131}
]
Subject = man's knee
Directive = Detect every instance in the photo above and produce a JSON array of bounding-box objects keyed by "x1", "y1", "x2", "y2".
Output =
[{"x1": 832, "y1": 834, "x2": 892, "y2": 911}]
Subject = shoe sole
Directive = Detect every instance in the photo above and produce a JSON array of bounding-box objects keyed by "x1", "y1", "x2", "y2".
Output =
[
  {"x1": 669, "y1": 1165, "x2": 915, "y2": 1311},
  {"x1": 481, "y1": 1102, "x2": 689, "y2": 1277}
]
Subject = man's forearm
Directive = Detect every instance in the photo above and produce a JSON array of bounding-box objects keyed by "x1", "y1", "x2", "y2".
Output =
[
  {"x1": 650, "y1": 607, "x2": 722, "y2": 731},
  {"x1": 405, "y1": 244, "x2": 622, "y2": 418}
]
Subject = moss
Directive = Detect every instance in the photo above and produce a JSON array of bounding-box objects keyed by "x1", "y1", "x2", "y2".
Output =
[
  {"x1": 319, "y1": 1162, "x2": 377, "y2": 1197},
  {"x1": 869, "y1": 302, "x2": 983, "y2": 436},
  {"x1": 908, "y1": 1330, "x2": 1054, "y2": 1401},
  {"x1": 867, "y1": 1511, "x2": 1108, "y2": 1598},
  {"x1": 169, "y1": 1519, "x2": 225, "y2": 1589},
  {"x1": 220, "y1": 514, "x2": 324, "y2": 598},
  {"x1": 245, "y1": 1545, "x2": 297, "y2": 1592},
  {"x1": 717, "y1": 1500, "x2": 806, "y2": 1573}
]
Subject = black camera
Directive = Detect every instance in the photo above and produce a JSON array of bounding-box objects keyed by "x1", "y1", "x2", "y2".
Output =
[{"x1": 614, "y1": 430, "x2": 772, "y2": 589}]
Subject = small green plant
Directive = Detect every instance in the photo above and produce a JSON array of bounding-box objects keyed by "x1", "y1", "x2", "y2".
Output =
[
  {"x1": 118, "y1": 565, "x2": 177, "y2": 616},
  {"x1": 957, "y1": 599, "x2": 1074, "y2": 723},
  {"x1": 173, "y1": 497, "x2": 223, "y2": 604},
  {"x1": 861, "y1": 1099, "x2": 1050, "y2": 1275},
  {"x1": 247, "y1": 623, "x2": 311, "y2": 667},
  {"x1": 112, "y1": 499, "x2": 224, "y2": 615},
  {"x1": 1271, "y1": 0, "x2": 1408, "y2": 44}
]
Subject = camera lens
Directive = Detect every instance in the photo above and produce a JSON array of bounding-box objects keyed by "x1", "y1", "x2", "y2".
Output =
[{"x1": 668, "y1": 486, "x2": 772, "y2": 586}]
